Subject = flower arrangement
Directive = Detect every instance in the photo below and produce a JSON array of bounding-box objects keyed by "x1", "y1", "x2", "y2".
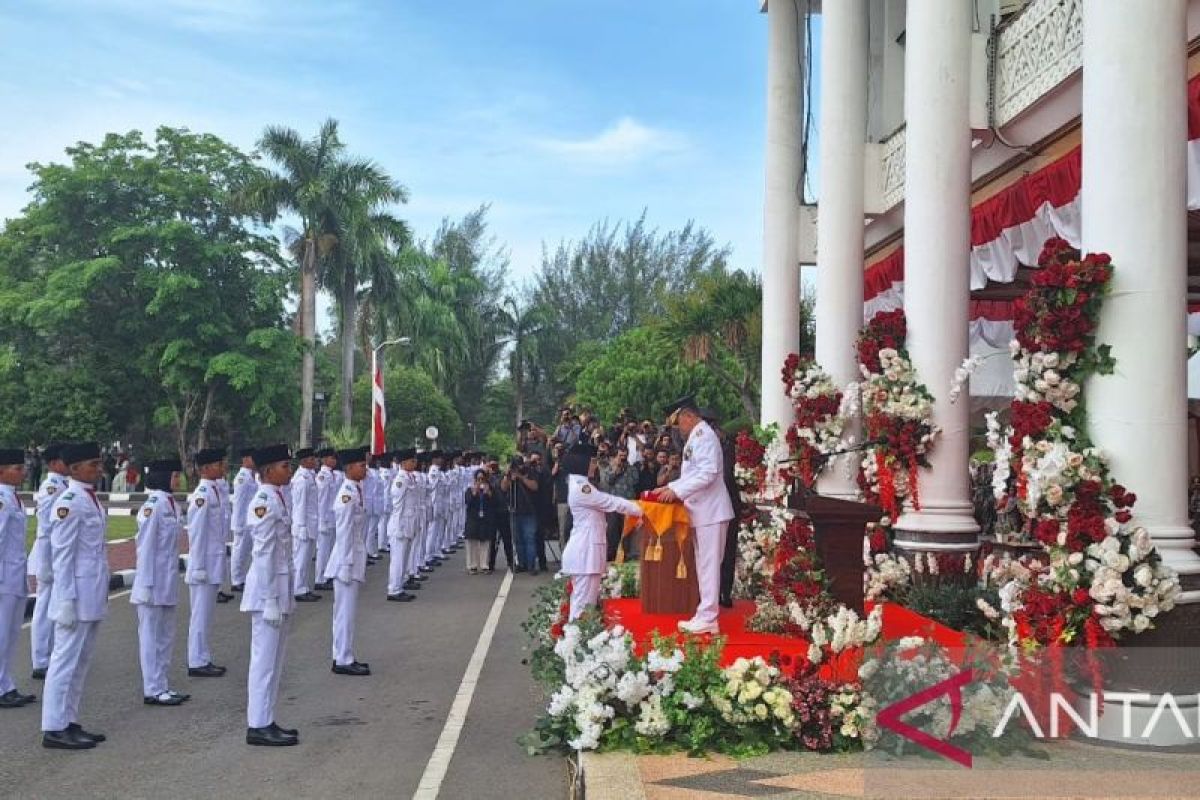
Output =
[
  {"x1": 600, "y1": 562, "x2": 640, "y2": 600},
  {"x1": 734, "y1": 505, "x2": 795, "y2": 600},
  {"x1": 734, "y1": 425, "x2": 791, "y2": 507},
  {"x1": 976, "y1": 239, "x2": 1180, "y2": 666},
  {"x1": 781, "y1": 354, "x2": 845, "y2": 486}
]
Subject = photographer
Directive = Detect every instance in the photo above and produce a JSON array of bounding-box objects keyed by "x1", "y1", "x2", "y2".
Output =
[
  {"x1": 553, "y1": 409, "x2": 581, "y2": 448},
  {"x1": 527, "y1": 452, "x2": 552, "y2": 571},
  {"x1": 597, "y1": 448, "x2": 639, "y2": 560},
  {"x1": 464, "y1": 470, "x2": 496, "y2": 574},
  {"x1": 500, "y1": 454, "x2": 541, "y2": 575},
  {"x1": 483, "y1": 456, "x2": 513, "y2": 573},
  {"x1": 517, "y1": 420, "x2": 548, "y2": 461},
  {"x1": 551, "y1": 443, "x2": 572, "y2": 548}
]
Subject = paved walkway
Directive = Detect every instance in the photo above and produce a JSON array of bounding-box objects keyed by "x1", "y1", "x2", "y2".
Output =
[{"x1": 2, "y1": 548, "x2": 567, "y2": 799}]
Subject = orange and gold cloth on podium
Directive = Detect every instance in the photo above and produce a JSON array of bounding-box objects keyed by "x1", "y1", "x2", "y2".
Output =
[{"x1": 621, "y1": 500, "x2": 691, "y2": 579}]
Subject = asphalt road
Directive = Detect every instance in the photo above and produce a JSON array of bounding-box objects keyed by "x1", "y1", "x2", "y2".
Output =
[{"x1": 0, "y1": 550, "x2": 567, "y2": 800}]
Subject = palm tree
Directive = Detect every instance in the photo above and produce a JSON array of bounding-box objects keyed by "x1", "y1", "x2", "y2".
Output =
[
  {"x1": 496, "y1": 295, "x2": 548, "y2": 428},
  {"x1": 247, "y1": 119, "x2": 347, "y2": 446}
]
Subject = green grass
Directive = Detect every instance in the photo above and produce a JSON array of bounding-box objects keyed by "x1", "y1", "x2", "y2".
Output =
[{"x1": 24, "y1": 515, "x2": 139, "y2": 549}]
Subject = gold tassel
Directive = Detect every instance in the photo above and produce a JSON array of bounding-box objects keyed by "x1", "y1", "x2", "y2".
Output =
[
  {"x1": 615, "y1": 542, "x2": 625, "y2": 564},
  {"x1": 676, "y1": 558, "x2": 687, "y2": 580}
]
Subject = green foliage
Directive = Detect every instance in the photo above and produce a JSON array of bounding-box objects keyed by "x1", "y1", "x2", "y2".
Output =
[
  {"x1": 481, "y1": 430, "x2": 517, "y2": 461},
  {"x1": 892, "y1": 580, "x2": 1003, "y2": 639},
  {"x1": 351, "y1": 364, "x2": 462, "y2": 448},
  {"x1": 574, "y1": 327, "x2": 741, "y2": 423}
]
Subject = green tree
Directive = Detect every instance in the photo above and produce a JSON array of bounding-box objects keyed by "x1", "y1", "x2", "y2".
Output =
[
  {"x1": 351, "y1": 364, "x2": 463, "y2": 449},
  {"x1": 495, "y1": 294, "x2": 548, "y2": 429}
]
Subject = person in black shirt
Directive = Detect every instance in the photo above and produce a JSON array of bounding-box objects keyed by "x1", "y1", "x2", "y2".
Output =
[
  {"x1": 551, "y1": 443, "x2": 573, "y2": 547},
  {"x1": 484, "y1": 457, "x2": 513, "y2": 573},
  {"x1": 501, "y1": 455, "x2": 541, "y2": 575}
]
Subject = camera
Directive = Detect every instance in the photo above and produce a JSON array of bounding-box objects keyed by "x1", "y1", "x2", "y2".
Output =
[{"x1": 518, "y1": 419, "x2": 533, "y2": 432}]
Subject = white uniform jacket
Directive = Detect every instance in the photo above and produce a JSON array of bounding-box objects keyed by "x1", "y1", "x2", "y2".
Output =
[
  {"x1": 185, "y1": 480, "x2": 225, "y2": 584},
  {"x1": 562, "y1": 475, "x2": 641, "y2": 577},
  {"x1": 132, "y1": 491, "x2": 182, "y2": 606},
  {"x1": 217, "y1": 477, "x2": 232, "y2": 542},
  {"x1": 27, "y1": 472, "x2": 68, "y2": 580},
  {"x1": 48, "y1": 480, "x2": 109, "y2": 622},
  {"x1": 0, "y1": 484, "x2": 27, "y2": 597},
  {"x1": 240, "y1": 486, "x2": 295, "y2": 615},
  {"x1": 289, "y1": 466, "x2": 318, "y2": 541},
  {"x1": 231, "y1": 467, "x2": 258, "y2": 533},
  {"x1": 316, "y1": 466, "x2": 336, "y2": 531},
  {"x1": 668, "y1": 421, "x2": 734, "y2": 527},
  {"x1": 325, "y1": 478, "x2": 367, "y2": 583},
  {"x1": 387, "y1": 469, "x2": 421, "y2": 540}
]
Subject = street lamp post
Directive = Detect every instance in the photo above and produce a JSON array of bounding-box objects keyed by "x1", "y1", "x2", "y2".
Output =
[
  {"x1": 371, "y1": 336, "x2": 411, "y2": 455},
  {"x1": 467, "y1": 422, "x2": 477, "y2": 446}
]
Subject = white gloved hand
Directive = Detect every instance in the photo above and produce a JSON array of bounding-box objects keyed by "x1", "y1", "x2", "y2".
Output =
[
  {"x1": 190, "y1": 569, "x2": 208, "y2": 584},
  {"x1": 51, "y1": 602, "x2": 77, "y2": 630},
  {"x1": 629, "y1": 505, "x2": 644, "y2": 518},
  {"x1": 263, "y1": 597, "x2": 282, "y2": 627},
  {"x1": 131, "y1": 585, "x2": 151, "y2": 604},
  {"x1": 337, "y1": 566, "x2": 351, "y2": 585}
]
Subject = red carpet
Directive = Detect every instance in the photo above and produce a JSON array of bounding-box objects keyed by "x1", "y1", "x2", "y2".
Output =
[{"x1": 602, "y1": 598, "x2": 963, "y2": 681}]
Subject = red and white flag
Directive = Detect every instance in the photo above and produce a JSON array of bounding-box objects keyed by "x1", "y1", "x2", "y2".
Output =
[{"x1": 371, "y1": 350, "x2": 386, "y2": 455}]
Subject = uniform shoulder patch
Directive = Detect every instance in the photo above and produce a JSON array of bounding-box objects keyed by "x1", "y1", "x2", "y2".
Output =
[
  {"x1": 684, "y1": 446, "x2": 693, "y2": 461},
  {"x1": 194, "y1": 498, "x2": 205, "y2": 508},
  {"x1": 62, "y1": 492, "x2": 75, "y2": 501},
  {"x1": 147, "y1": 495, "x2": 158, "y2": 504},
  {"x1": 340, "y1": 494, "x2": 351, "y2": 503},
  {"x1": 255, "y1": 491, "x2": 268, "y2": 500},
  {"x1": 143, "y1": 508, "x2": 153, "y2": 518},
  {"x1": 694, "y1": 427, "x2": 704, "y2": 437},
  {"x1": 198, "y1": 485, "x2": 208, "y2": 493},
  {"x1": 56, "y1": 507, "x2": 69, "y2": 519},
  {"x1": 254, "y1": 506, "x2": 267, "y2": 519},
  {"x1": 581, "y1": 484, "x2": 593, "y2": 494},
  {"x1": 47, "y1": 487, "x2": 56, "y2": 495}
]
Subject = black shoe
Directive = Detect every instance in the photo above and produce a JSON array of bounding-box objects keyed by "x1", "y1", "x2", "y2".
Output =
[
  {"x1": 366, "y1": 557, "x2": 379, "y2": 566},
  {"x1": 378, "y1": 547, "x2": 390, "y2": 554},
  {"x1": 247, "y1": 726, "x2": 298, "y2": 746},
  {"x1": 719, "y1": 594, "x2": 734, "y2": 609},
  {"x1": 294, "y1": 592, "x2": 322, "y2": 602},
  {"x1": 167, "y1": 690, "x2": 191, "y2": 702},
  {"x1": 144, "y1": 692, "x2": 185, "y2": 706},
  {"x1": 331, "y1": 661, "x2": 371, "y2": 676},
  {"x1": 43, "y1": 728, "x2": 96, "y2": 750},
  {"x1": 414, "y1": 573, "x2": 429, "y2": 581},
  {"x1": 429, "y1": 557, "x2": 444, "y2": 565},
  {"x1": 67, "y1": 723, "x2": 105, "y2": 743},
  {"x1": 188, "y1": 663, "x2": 227, "y2": 678},
  {"x1": 31, "y1": 667, "x2": 47, "y2": 680},
  {"x1": 530, "y1": 569, "x2": 540, "y2": 577},
  {"x1": 513, "y1": 566, "x2": 527, "y2": 574},
  {"x1": 313, "y1": 581, "x2": 334, "y2": 591},
  {"x1": 231, "y1": 584, "x2": 244, "y2": 593},
  {"x1": 268, "y1": 722, "x2": 298, "y2": 737},
  {"x1": 419, "y1": 566, "x2": 434, "y2": 574},
  {"x1": 386, "y1": 592, "x2": 415, "y2": 602},
  {"x1": 0, "y1": 689, "x2": 34, "y2": 708},
  {"x1": 216, "y1": 591, "x2": 235, "y2": 604}
]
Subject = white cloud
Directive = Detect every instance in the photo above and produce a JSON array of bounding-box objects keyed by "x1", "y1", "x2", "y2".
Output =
[{"x1": 535, "y1": 117, "x2": 690, "y2": 167}]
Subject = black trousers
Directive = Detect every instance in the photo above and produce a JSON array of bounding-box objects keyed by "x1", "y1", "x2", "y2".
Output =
[
  {"x1": 719, "y1": 518, "x2": 738, "y2": 601},
  {"x1": 488, "y1": 512, "x2": 514, "y2": 570}
]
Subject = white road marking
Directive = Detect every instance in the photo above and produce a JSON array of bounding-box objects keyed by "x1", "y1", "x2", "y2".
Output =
[
  {"x1": 412, "y1": 570, "x2": 514, "y2": 800},
  {"x1": 22, "y1": 588, "x2": 131, "y2": 630}
]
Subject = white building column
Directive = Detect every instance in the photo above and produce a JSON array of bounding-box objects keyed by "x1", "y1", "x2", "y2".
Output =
[
  {"x1": 760, "y1": 0, "x2": 805, "y2": 429},
  {"x1": 1082, "y1": 0, "x2": 1200, "y2": 596},
  {"x1": 892, "y1": 0, "x2": 979, "y2": 551},
  {"x1": 814, "y1": 0, "x2": 867, "y2": 500}
]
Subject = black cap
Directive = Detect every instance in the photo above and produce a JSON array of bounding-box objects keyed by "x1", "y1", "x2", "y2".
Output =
[
  {"x1": 239, "y1": 447, "x2": 256, "y2": 459},
  {"x1": 194, "y1": 447, "x2": 226, "y2": 467},
  {"x1": 254, "y1": 444, "x2": 292, "y2": 467},
  {"x1": 697, "y1": 407, "x2": 719, "y2": 424},
  {"x1": 295, "y1": 447, "x2": 315, "y2": 460},
  {"x1": 662, "y1": 394, "x2": 698, "y2": 418},
  {"x1": 562, "y1": 443, "x2": 595, "y2": 476},
  {"x1": 396, "y1": 448, "x2": 417, "y2": 461},
  {"x1": 144, "y1": 457, "x2": 182, "y2": 474},
  {"x1": 63, "y1": 442, "x2": 101, "y2": 465},
  {"x1": 316, "y1": 447, "x2": 335, "y2": 458},
  {"x1": 428, "y1": 450, "x2": 443, "y2": 460},
  {"x1": 417, "y1": 451, "x2": 432, "y2": 464},
  {"x1": 43, "y1": 442, "x2": 67, "y2": 463},
  {"x1": 0, "y1": 448, "x2": 23, "y2": 466},
  {"x1": 337, "y1": 447, "x2": 368, "y2": 465}
]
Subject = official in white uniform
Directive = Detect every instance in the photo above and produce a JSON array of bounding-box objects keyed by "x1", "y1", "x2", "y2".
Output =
[
  {"x1": 241, "y1": 444, "x2": 299, "y2": 747},
  {"x1": 290, "y1": 448, "x2": 320, "y2": 602},
  {"x1": 386, "y1": 449, "x2": 419, "y2": 602},
  {"x1": 656, "y1": 396, "x2": 734, "y2": 635},
  {"x1": 41, "y1": 442, "x2": 109, "y2": 749},
  {"x1": 0, "y1": 449, "x2": 35, "y2": 709},
  {"x1": 131, "y1": 458, "x2": 190, "y2": 706},
  {"x1": 325, "y1": 447, "x2": 371, "y2": 674},
  {"x1": 28, "y1": 442, "x2": 68, "y2": 680},
  {"x1": 229, "y1": 448, "x2": 258, "y2": 592},
  {"x1": 561, "y1": 444, "x2": 642, "y2": 621},
  {"x1": 363, "y1": 456, "x2": 383, "y2": 560},
  {"x1": 185, "y1": 448, "x2": 229, "y2": 678},
  {"x1": 214, "y1": 472, "x2": 235, "y2": 604},
  {"x1": 313, "y1": 448, "x2": 337, "y2": 591}
]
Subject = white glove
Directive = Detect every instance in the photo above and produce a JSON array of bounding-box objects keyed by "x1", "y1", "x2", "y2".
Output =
[
  {"x1": 190, "y1": 569, "x2": 208, "y2": 584},
  {"x1": 131, "y1": 584, "x2": 151, "y2": 604},
  {"x1": 51, "y1": 602, "x2": 77, "y2": 630},
  {"x1": 337, "y1": 566, "x2": 351, "y2": 585},
  {"x1": 628, "y1": 505, "x2": 644, "y2": 518},
  {"x1": 262, "y1": 597, "x2": 282, "y2": 627}
]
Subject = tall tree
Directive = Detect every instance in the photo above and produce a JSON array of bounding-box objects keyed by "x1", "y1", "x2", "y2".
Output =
[
  {"x1": 495, "y1": 294, "x2": 548, "y2": 428},
  {"x1": 248, "y1": 118, "x2": 347, "y2": 446}
]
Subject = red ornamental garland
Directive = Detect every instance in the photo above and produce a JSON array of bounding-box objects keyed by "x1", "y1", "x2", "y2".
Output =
[{"x1": 765, "y1": 515, "x2": 830, "y2": 637}]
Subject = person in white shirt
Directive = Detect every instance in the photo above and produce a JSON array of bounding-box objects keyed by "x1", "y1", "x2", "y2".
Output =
[
  {"x1": 325, "y1": 447, "x2": 371, "y2": 674},
  {"x1": 289, "y1": 448, "x2": 321, "y2": 602},
  {"x1": 28, "y1": 442, "x2": 68, "y2": 680},
  {"x1": 313, "y1": 448, "x2": 339, "y2": 591},
  {"x1": 229, "y1": 448, "x2": 258, "y2": 593},
  {"x1": 185, "y1": 448, "x2": 229, "y2": 678},
  {"x1": 0, "y1": 448, "x2": 35, "y2": 709},
  {"x1": 654, "y1": 396, "x2": 734, "y2": 635}
]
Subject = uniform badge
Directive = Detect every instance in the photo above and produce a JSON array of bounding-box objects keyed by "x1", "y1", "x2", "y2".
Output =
[
  {"x1": 143, "y1": 508, "x2": 152, "y2": 518},
  {"x1": 581, "y1": 485, "x2": 592, "y2": 494},
  {"x1": 253, "y1": 506, "x2": 267, "y2": 519},
  {"x1": 194, "y1": 498, "x2": 205, "y2": 508},
  {"x1": 47, "y1": 487, "x2": 55, "y2": 495},
  {"x1": 56, "y1": 507, "x2": 69, "y2": 519},
  {"x1": 340, "y1": 494, "x2": 351, "y2": 503},
  {"x1": 684, "y1": 446, "x2": 693, "y2": 461}
]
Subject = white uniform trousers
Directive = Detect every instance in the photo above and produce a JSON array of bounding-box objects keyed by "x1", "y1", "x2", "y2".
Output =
[
  {"x1": 568, "y1": 574, "x2": 602, "y2": 622},
  {"x1": 247, "y1": 612, "x2": 290, "y2": 729},
  {"x1": 292, "y1": 536, "x2": 316, "y2": 595},
  {"x1": 188, "y1": 583, "x2": 218, "y2": 668},
  {"x1": 331, "y1": 581, "x2": 360, "y2": 666},
  {"x1": 315, "y1": 527, "x2": 334, "y2": 581},
  {"x1": 425, "y1": 516, "x2": 444, "y2": 564},
  {"x1": 690, "y1": 521, "x2": 729, "y2": 626},
  {"x1": 465, "y1": 540, "x2": 488, "y2": 572},
  {"x1": 0, "y1": 593, "x2": 26, "y2": 693},
  {"x1": 30, "y1": 582, "x2": 54, "y2": 670},
  {"x1": 230, "y1": 528, "x2": 253, "y2": 587},
  {"x1": 365, "y1": 514, "x2": 381, "y2": 558},
  {"x1": 137, "y1": 604, "x2": 176, "y2": 696},
  {"x1": 41, "y1": 620, "x2": 99, "y2": 732},
  {"x1": 410, "y1": 520, "x2": 426, "y2": 572},
  {"x1": 387, "y1": 536, "x2": 413, "y2": 595}
]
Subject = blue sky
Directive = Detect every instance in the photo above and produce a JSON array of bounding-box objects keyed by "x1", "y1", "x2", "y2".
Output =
[{"x1": 0, "y1": 0, "x2": 771, "y2": 293}]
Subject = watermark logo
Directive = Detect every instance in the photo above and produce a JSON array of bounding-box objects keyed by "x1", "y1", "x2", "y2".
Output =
[{"x1": 877, "y1": 669, "x2": 975, "y2": 768}]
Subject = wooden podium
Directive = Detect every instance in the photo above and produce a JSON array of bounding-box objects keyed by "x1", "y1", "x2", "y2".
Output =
[
  {"x1": 633, "y1": 518, "x2": 700, "y2": 615},
  {"x1": 788, "y1": 487, "x2": 880, "y2": 614}
]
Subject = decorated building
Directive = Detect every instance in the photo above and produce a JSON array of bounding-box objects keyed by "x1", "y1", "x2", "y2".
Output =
[{"x1": 758, "y1": 0, "x2": 1200, "y2": 743}]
